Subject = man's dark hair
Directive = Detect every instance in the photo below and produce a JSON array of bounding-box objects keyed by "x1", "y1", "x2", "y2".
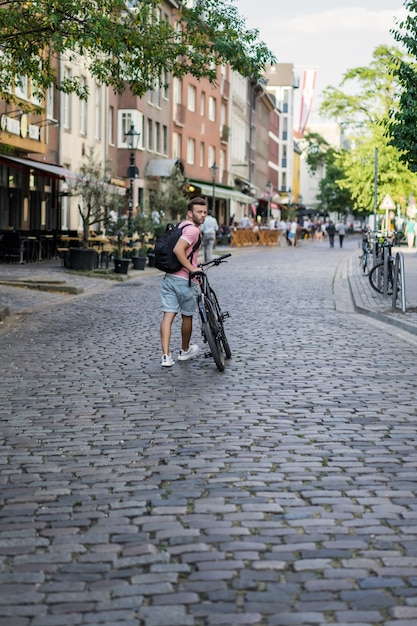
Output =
[{"x1": 188, "y1": 196, "x2": 207, "y2": 211}]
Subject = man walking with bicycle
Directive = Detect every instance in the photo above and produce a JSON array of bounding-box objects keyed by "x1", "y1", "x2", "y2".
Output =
[{"x1": 160, "y1": 197, "x2": 207, "y2": 367}]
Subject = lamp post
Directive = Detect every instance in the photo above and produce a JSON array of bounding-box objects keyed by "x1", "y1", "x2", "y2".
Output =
[
  {"x1": 210, "y1": 161, "x2": 218, "y2": 215},
  {"x1": 125, "y1": 123, "x2": 140, "y2": 238},
  {"x1": 266, "y1": 180, "x2": 272, "y2": 226}
]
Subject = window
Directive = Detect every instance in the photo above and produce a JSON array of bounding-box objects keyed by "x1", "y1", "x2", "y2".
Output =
[
  {"x1": 94, "y1": 84, "x2": 101, "y2": 140},
  {"x1": 80, "y1": 77, "x2": 87, "y2": 136},
  {"x1": 163, "y1": 125, "x2": 168, "y2": 155},
  {"x1": 121, "y1": 111, "x2": 133, "y2": 139},
  {"x1": 15, "y1": 75, "x2": 28, "y2": 100},
  {"x1": 46, "y1": 86, "x2": 54, "y2": 120},
  {"x1": 173, "y1": 132, "x2": 181, "y2": 159},
  {"x1": 200, "y1": 92, "x2": 205, "y2": 116},
  {"x1": 208, "y1": 146, "x2": 215, "y2": 168},
  {"x1": 108, "y1": 106, "x2": 114, "y2": 146},
  {"x1": 62, "y1": 68, "x2": 71, "y2": 130},
  {"x1": 208, "y1": 96, "x2": 216, "y2": 121},
  {"x1": 187, "y1": 138, "x2": 195, "y2": 164},
  {"x1": 199, "y1": 142, "x2": 205, "y2": 167},
  {"x1": 188, "y1": 85, "x2": 196, "y2": 112},
  {"x1": 163, "y1": 70, "x2": 169, "y2": 100},
  {"x1": 173, "y1": 77, "x2": 181, "y2": 105},
  {"x1": 147, "y1": 118, "x2": 153, "y2": 150},
  {"x1": 155, "y1": 121, "x2": 161, "y2": 153}
]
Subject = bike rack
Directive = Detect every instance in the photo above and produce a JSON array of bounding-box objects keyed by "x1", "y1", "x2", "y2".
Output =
[{"x1": 392, "y1": 251, "x2": 406, "y2": 312}]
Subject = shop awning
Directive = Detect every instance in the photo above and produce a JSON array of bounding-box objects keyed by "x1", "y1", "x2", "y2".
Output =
[
  {"x1": 0, "y1": 154, "x2": 126, "y2": 194},
  {"x1": 0, "y1": 154, "x2": 79, "y2": 182},
  {"x1": 190, "y1": 181, "x2": 253, "y2": 204}
]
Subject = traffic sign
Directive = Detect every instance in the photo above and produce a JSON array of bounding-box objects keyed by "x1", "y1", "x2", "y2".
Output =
[{"x1": 380, "y1": 194, "x2": 395, "y2": 210}]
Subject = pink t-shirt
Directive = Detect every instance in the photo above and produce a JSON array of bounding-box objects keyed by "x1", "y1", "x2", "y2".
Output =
[{"x1": 173, "y1": 220, "x2": 201, "y2": 280}]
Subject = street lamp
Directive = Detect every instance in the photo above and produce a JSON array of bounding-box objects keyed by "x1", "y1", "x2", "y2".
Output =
[
  {"x1": 210, "y1": 161, "x2": 218, "y2": 214},
  {"x1": 266, "y1": 180, "x2": 272, "y2": 226},
  {"x1": 124, "y1": 123, "x2": 140, "y2": 237}
]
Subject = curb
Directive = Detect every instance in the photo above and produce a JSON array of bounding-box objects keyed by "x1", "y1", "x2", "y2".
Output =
[{"x1": 0, "y1": 304, "x2": 10, "y2": 322}]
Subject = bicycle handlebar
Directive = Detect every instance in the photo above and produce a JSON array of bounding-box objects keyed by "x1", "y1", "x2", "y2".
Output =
[
  {"x1": 188, "y1": 254, "x2": 231, "y2": 285},
  {"x1": 199, "y1": 253, "x2": 232, "y2": 268}
]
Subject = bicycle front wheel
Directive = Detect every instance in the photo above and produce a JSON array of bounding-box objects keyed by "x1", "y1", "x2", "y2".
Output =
[{"x1": 362, "y1": 251, "x2": 371, "y2": 275}]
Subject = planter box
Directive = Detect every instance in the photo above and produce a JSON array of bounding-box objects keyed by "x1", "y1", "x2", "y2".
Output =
[
  {"x1": 114, "y1": 258, "x2": 130, "y2": 274},
  {"x1": 132, "y1": 256, "x2": 146, "y2": 270},
  {"x1": 69, "y1": 247, "x2": 97, "y2": 271}
]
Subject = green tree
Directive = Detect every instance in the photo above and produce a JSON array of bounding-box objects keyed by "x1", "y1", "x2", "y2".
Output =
[
  {"x1": 320, "y1": 44, "x2": 417, "y2": 215},
  {"x1": 0, "y1": 0, "x2": 275, "y2": 106},
  {"x1": 71, "y1": 147, "x2": 125, "y2": 248},
  {"x1": 149, "y1": 165, "x2": 189, "y2": 226},
  {"x1": 388, "y1": 0, "x2": 417, "y2": 171},
  {"x1": 320, "y1": 44, "x2": 402, "y2": 129}
]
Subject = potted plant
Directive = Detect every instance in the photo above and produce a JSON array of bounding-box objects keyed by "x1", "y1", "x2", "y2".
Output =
[
  {"x1": 107, "y1": 217, "x2": 131, "y2": 275},
  {"x1": 131, "y1": 246, "x2": 147, "y2": 270}
]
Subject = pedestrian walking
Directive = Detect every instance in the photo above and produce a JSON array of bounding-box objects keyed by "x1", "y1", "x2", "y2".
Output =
[
  {"x1": 201, "y1": 208, "x2": 219, "y2": 262},
  {"x1": 288, "y1": 219, "x2": 298, "y2": 247},
  {"x1": 160, "y1": 197, "x2": 207, "y2": 367},
  {"x1": 405, "y1": 217, "x2": 416, "y2": 248},
  {"x1": 326, "y1": 221, "x2": 336, "y2": 247},
  {"x1": 337, "y1": 222, "x2": 346, "y2": 248}
]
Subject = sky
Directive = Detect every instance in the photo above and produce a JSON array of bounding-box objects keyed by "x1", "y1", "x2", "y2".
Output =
[{"x1": 234, "y1": 0, "x2": 407, "y2": 124}]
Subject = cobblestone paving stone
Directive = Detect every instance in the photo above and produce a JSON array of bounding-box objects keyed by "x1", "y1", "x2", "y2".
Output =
[{"x1": 1, "y1": 238, "x2": 417, "y2": 625}]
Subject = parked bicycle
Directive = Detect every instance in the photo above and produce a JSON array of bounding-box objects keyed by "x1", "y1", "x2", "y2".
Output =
[
  {"x1": 358, "y1": 230, "x2": 373, "y2": 275},
  {"x1": 189, "y1": 254, "x2": 231, "y2": 371},
  {"x1": 368, "y1": 234, "x2": 400, "y2": 296}
]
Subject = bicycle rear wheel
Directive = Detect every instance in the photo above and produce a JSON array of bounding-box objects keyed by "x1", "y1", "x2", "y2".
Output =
[
  {"x1": 209, "y1": 287, "x2": 231, "y2": 358},
  {"x1": 369, "y1": 261, "x2": 393, "y2": 294}
]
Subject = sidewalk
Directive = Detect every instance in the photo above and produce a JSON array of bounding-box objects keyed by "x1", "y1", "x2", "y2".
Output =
[{"x1": 346, "y1": 244, "x2": 417, "y2": 335}]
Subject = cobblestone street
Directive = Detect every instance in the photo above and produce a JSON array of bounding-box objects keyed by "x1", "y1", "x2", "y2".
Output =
[{"x1": 1, "y1": 238, "x2": 417, "y2": 626}]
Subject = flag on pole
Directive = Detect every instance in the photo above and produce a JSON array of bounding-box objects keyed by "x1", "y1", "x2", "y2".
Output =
[{"x1": 298, "y1": 69, "x2": 317, "y2": 135}]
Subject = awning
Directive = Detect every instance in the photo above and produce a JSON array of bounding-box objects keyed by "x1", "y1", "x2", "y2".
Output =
[
  {"x1": 0, "y1": 154, "x2": 79, "y2": 183},
  {"x1": 190, "y1": 181, "x2": 253, "y2": 204},
  {"x1": 0, "y1": 154, "x2": 125, "y2": 194}
]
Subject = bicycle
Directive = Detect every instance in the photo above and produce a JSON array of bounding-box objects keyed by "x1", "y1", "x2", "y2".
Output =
[
  {"x1": 368, "y1": 234, "x2": 400, "y2": 297},
  {"x1": 358, "y1": 232, "x2": 372, "y2": 275},
  {"x1": 189, "y1": 254, "x2": 231, "y2": 371}
]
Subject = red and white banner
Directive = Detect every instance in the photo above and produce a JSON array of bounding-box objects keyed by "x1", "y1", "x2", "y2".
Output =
[{"x1": 298, "y1": 69, "x2": 317, "y2": 136}]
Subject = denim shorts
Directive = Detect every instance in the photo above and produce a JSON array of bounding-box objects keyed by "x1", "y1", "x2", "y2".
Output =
[{"x1": 161, "y1": 274, "x2": 199, "y2": 316}]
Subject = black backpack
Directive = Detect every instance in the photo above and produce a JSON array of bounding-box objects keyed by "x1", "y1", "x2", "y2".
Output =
[{"x1": 154, "y1": 222, "x2": 201, "y2": 273}]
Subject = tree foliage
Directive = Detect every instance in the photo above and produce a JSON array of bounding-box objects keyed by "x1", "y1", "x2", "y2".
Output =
[
  {"x1": 388, "y1": 0, "x2": 417, "y2": 171},
  {"x1": 319, "y1": 44, "x2": 417, "y2": 215},
  {"x1": 71, "y1": 147, "x2": 125, "y2": 248},
  {"x1": 0, "y1": 0, "x2": 275, "y2": 106},
  {"x1": 148, "y1": 164, "x2": 189, "y2": 226}
]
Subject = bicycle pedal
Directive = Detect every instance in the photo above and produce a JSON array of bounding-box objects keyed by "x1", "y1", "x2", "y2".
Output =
[{"x1": 221, "y1": 311, "x2": 230, "y2": 320}]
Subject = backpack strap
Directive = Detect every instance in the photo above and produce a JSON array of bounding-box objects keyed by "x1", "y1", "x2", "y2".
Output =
[{"x1": 187, "y1": 233, "x2": 201, "y2": 264}]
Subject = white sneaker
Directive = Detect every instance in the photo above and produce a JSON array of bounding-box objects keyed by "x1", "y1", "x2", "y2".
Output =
[
  {"x1": 161, "y1": 354, "x2": 175, "y2": 367},
  {"x1": 178, "y1": 344, "x2": 199, "y2": 361}
]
